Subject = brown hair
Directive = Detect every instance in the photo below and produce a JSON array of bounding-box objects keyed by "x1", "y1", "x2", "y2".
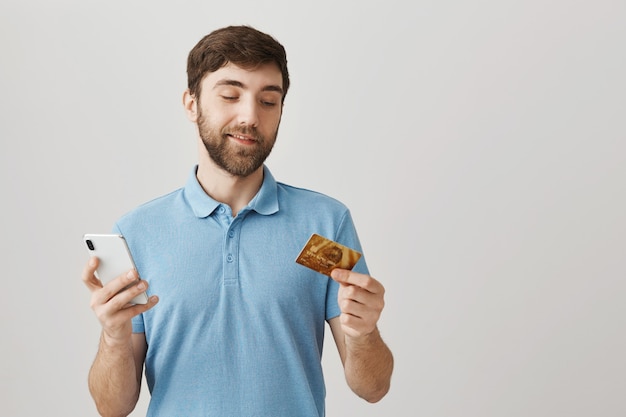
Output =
[{"x1": 187, "y1": 25, "x2": 290, "y2": 102}]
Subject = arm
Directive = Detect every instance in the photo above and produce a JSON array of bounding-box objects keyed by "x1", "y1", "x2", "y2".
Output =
[
  {"x1": 88, "y1": 333, "x2": 147, "y2": 417},
  {"x1": 82, "y1": 257, "x2": 158, "y2": 417},
  {"x1": 329, "y1": 269, "x2": 394, "y2": 403}
]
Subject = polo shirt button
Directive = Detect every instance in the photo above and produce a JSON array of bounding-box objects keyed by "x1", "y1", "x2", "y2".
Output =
[
  {"x1": 218, "y1": 206, "x2": 226, "y2": 214},
  {"x1": 227, "y1": 254, "x2": 234, "y2": 262},
  {"x1": 228, "y1": 230, "x2": 235, "y2": 238}
]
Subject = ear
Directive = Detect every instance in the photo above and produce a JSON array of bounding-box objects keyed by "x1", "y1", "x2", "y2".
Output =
[{"x1": 183, "y1": 89, "x2": 198, "y2": 123}]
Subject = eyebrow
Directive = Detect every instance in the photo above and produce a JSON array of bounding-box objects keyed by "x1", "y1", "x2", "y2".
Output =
[{"x1": 214, "y1": 79, "x2": 284, "y2": 95}]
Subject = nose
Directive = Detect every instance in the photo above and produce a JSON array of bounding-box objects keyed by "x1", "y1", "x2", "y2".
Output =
[{"x1": 236, "y1": 97, "x2": 259, "y2": 127}]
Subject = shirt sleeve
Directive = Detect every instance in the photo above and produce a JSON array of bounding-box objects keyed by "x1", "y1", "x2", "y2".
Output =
[
  {"x1": 132, "y1": 313, "x2": 146, "y2": 333},
  {"x1": 325, "y1": 208, "x2": 370, "y2": 320}
]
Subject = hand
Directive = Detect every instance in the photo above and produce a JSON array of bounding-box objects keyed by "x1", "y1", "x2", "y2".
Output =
[
  {"x1": 82, "y1": 257, "x2": 158, "y2": 345},
  {"x1": 330, "y1": 269, "x2": 385, "y2": 340}
]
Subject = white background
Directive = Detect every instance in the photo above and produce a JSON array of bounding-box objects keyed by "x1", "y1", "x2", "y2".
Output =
[{"x1": 1, "y1": 1, "x2": 625, "y2": 416}]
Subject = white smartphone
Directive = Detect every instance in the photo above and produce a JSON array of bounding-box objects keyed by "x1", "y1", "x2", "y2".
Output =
[{"x1": 83, "y1": 233, "x2": 149, "y2": 305}]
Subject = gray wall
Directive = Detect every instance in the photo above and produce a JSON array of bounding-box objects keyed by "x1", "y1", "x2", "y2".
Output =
[{"x1": 1, "y1": 1, "x2": 624, "y2": 416}]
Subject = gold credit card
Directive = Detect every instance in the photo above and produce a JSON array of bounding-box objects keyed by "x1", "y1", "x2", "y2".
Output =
[{"x1": 295, "y1": 233, "x2": 362, "y2": 276}]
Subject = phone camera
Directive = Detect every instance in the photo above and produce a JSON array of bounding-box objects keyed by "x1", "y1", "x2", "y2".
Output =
[{"x1": 86, "y1": 240, "x2": 95, "y2": 250}]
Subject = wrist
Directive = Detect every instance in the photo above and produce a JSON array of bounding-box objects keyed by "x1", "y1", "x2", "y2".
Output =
[
  {"x1": 344, "y1": 327, "x2": 380, "y2": 347},
  {"x1": 100, "y1": 330, "x2": 133, "y2": 350}
]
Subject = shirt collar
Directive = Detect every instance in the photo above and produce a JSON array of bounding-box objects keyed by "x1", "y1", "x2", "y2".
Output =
[{"x1": 184, "y1": 165, "x2": 279, "y2": 218}]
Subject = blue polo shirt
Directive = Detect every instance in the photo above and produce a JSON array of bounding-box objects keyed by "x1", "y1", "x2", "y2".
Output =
[{"x1": 114, "y1": 165, "x2": 368, "y2": 417}]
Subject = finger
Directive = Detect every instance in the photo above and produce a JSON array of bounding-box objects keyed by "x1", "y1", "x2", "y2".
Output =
[
  {"x1": 111, "y1": 295, "x2": 159, "y2": 321},
  {"x1": 338, "y1": 297, "x2": 365, "y2": 319},
  {"x1": 339, "y1": 283, "x2": 377, "y2": 306},
  {"x1": 330, "y1": 269, "x2": 384, "y2": 294},
  {"x1": 339, "y1": 311, "x2": 377, "y2": 337},
  {"x1": 92, "y1": 278, "x2": 154, "y2": 315},
  {"x1": 109, "y1": 278, "x2": 150, "y2": 310},
  {"x1": 82, "y1": 257, "x2": 103, "y2": 291},
  {"x1": 337, "y1": 286, "x2": 385, "y2": 320},
  {"x1": 92, "y1": 269, "x2": 140, "y2": 305},
  {"x1": 97, "y1": 295, "x2": 159, "y2": 338}
]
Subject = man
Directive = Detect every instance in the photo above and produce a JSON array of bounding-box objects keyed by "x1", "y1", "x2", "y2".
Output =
[{"x1": 82, "y1": 25, "x2": 393, "y2": 417}]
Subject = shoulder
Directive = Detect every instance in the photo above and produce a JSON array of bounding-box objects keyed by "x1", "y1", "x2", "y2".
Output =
[
  {"x1": 115, "y1": 187, "x2": 185, "y2": 229},
  {"x1": 276, "y1": 181, "x2": 349, "y2": 212}
]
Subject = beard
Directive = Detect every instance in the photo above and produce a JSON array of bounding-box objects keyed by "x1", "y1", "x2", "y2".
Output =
[{"x1": 197, "y1": 107, "x2": 278, "y2": 178}]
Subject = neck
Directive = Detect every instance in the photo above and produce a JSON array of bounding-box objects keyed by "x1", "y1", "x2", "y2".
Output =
[{"x1": 195, "y1": 152, "x2": 264, "y2": 217}]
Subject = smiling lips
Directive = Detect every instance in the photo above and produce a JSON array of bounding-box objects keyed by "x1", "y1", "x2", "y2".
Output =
[{"x1": 228, "y1": 132, "x2": 258, "y2": 144}]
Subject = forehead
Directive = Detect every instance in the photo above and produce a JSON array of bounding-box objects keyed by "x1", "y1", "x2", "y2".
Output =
[{"x1": 201, "y1": 62, "x2": 283, "y2": 94}]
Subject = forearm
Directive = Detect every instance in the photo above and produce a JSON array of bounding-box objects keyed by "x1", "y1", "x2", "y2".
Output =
[
  {"x1": 88, "y1": 332, "x2": 141, "y2": 417},
  {"x1": 344, "y1": 327, "x2": 393, "y2": 403}
]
